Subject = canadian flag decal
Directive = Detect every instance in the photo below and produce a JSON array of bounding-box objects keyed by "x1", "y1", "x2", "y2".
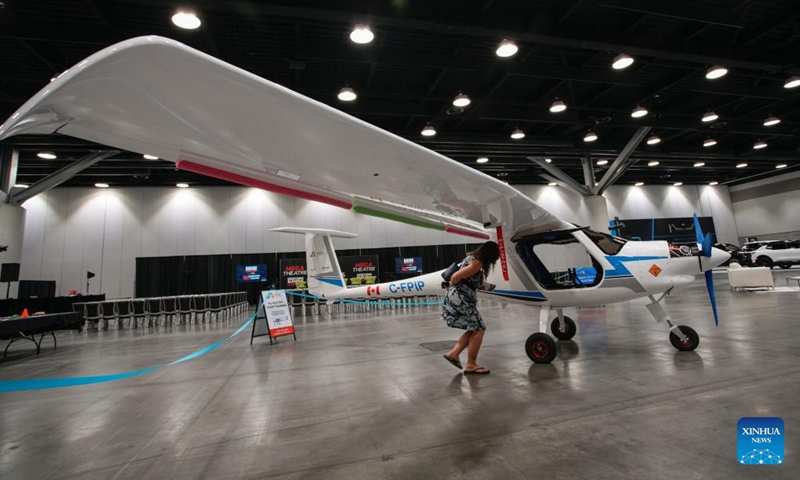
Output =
[{"x1": 366, "y1": 285, "x2": 380, "y2": 296}]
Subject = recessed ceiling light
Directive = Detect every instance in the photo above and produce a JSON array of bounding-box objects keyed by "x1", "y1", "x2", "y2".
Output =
[
  {"x1": 596, "y1": 159, "x2": 609, "y2": 166},
  {"x1": 172, "y1": 8, "x2": 201, "y2": 29},
  {"x1": 705, "y1": 65, "x2": 728, "y2": 79},
  {"x1": 337, "y1": 87, "x2": 356, "y2": 101},
  {"x1": 545, "y1": 158, "x2": 552, "y2": 163},
  {"x1": 350, "y1": 24, "x2": 374, "y2": 44},
  {"x1": 648, "y1": 160, "x2": 660, "y2": 167},
  {"x1": 584, "y1": 131, "x2": 598, "y2": 142},
  {"x1": 631, "y1": 106, "x2": 648, "y2": 118},
  {"x1": 784, "y1": 75, "x2": 800, "y2": 89},
  {"x1": 37, "y1": 151, "x2": 56, "y2": 159},
  {"x1": 673, "y1": 182, "x2": 683, "y2": 186},
  {"x1": 764, "y1": 116, "x2": 780, "y2": 126},
  {"x1": 612, "y1": 53, "x2": 634, "y2": 70},
  {"x1": 496, "y1": 39, "x2": 518, "y2": 57},
  {"x1": 452, "y1": 93, "x2": 471, "y2": 107},
  {"x1": 694, "y1": 162, "x2": 706, "y2": 167},
  {"x1": 549, "y1": 100, "x2": 567, "y2": 113},
  {"x1": 95, "y1": 183, "x2": 109, "y2": 188},
  {"x1": 14, "y1": 183, "x2": 28, "y2": 188},
  {"x1": 176, "y1": 183, "x2": 190, "y2": 188},
  {"x1": 703, "y1": 138, "x2": 717, "y2": 147},
  {"x1": 421, "y1": 124, "x2": 436, "y2": 136},
  {"x1": 702, "y1": 111, "x2": 719, "y2": 123},
  {"x1": 477, "y1": 157, "x2": 489, "y2": 163},
  {"x1": 753, "y1": 140, "x2": 767, "y2": 150},
  {"x1": 634, "y1": 182, "x2": 644, "y2": 186},
  {"x1": 548, "y1": 182, "x2": 558, "y2": 186},
  {"x1": 646, "y1": 135, "x2": 661, "y2": 145},
  {"x1": 709, "y1": 181, "x2": 719, "y2": 186},
  {"x1": 736, "y1": 163, "x2": 748, "y2": 168},
  {"x1": 143, "y1": 154, "x2": 159, "y2": 160},
  {"x1": 776, "y1": 164, "x2": 787, "y2": 169},
  {"x1": 510, "y1": 127, "x2": 525, "y2": 139}
]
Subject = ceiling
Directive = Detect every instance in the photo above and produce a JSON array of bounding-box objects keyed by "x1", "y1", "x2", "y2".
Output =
[{"x1": 1, "y1": 0, "x2": 800, "y2": 189}]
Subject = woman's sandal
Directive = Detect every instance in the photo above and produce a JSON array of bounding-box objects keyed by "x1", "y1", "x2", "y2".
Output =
[
  {"x1": 464, "y1": 366, "x2": 490, "y2": 374},
  {"x1": 443, "y1": 354, "x2": 462, "y2": 370}
]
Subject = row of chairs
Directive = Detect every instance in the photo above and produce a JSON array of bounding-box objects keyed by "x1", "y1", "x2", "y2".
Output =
[{"x1": 74, "y1": 292, "x2": 249, "y2": 329}]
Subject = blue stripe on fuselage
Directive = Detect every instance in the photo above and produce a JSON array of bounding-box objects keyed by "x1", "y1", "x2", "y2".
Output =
[
  {"x1": 315, "y1": 277, "x2": 345, "y2": 287},
  {"x1": 604, "y1": 255, "x2": 667, "y2": 278},
  {"x1": 490, "y1": 289, "x2": 548, "y2": 302}
]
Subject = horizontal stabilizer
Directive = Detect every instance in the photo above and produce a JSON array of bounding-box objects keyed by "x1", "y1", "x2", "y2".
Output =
[{"x1": 270, "y1": 227, "x2": 358, "y2": 238}]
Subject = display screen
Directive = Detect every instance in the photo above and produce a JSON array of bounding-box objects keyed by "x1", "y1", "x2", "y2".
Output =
[
  {"x1": 395, "y1": 257, "x2": 423, "y2": 274},
  {"x1": 235, "y1": 265, "x2": 267, "y2": 283}
]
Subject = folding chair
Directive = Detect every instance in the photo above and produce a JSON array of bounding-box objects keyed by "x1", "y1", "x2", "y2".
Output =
[
  {"x1": 83, "y1": 302, "x2": 104, "y2": 329},
  {"x1": 100, "y1": 300, "x2": 119, "y2": 329},
  {"x1": 147, "y1": 298, "x2": 165, "y2": 326},
  {"x1": 162, "y1": 296, "x2": 180, "y2": 325},
  {"x1": 131, "y1": 298, "x2": 149, "y2": 328},
  {"x1": 115, "y1": 299, "x2": 134, "y2": 328}
]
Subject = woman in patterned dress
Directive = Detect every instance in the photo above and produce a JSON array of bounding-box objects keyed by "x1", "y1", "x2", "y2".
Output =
[{"x1": 442, "y1": 241, "x2": 500, "y2": 374}]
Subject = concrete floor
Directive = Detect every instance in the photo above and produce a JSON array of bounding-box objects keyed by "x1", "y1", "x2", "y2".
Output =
[{"x1": 1, "y1": 270, "x2": 799, "y2": 479}]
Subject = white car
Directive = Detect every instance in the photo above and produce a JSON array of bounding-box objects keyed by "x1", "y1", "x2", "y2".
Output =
[{"x1": 752, "y1": 241, "x2": 800, "y2": 269}]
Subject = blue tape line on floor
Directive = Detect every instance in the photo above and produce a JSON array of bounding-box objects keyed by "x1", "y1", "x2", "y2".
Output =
[
  {"x1": 0, "y1": 313, "x2": 256, "y2": 393},
  {"x1": 285, "y1": 291, "x2": 443, "y2": 306}
]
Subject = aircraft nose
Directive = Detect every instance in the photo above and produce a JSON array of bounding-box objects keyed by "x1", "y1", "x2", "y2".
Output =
[{"x1": 708, "y1": 247, "x2": 731, "y2": 270}]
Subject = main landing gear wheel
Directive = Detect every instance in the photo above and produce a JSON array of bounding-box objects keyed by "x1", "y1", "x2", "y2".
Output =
[
  {"x1": 550, "y1": 317, "x2": 576, "y2": 341},
  {"x1": 525, "y1": 333, "x2": 557, "y2": 363},
  {"x1": 669, "y1": 325, "x2": 700, "y2": 352}
]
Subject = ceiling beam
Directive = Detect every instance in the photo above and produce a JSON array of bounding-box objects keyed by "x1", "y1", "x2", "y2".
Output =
[
  {"x1": 734, "y1": 7, "x2": 800, "y2": 49},
  {"x1": 685, "y1": 80, "x2": 793, "y2": 100},
  {"x1": 587, "y1": 0, "x2": 745, "y2": 28},
  {"x1": 10, "y1": 150, "x2": 118, "y2": 204},
  {"x1": 17, "y1": 39, "x2": 58, "y2": 73},
  {"x1": 101, "y1": 1, "x2": 799, "y2": 72},
  {"x1": 528, "y1": 156, "x2": 591, "y2": 196},
  {"x1": 81, "y1": 0, "x2": 113, "y2": 28},
  {"x1": 296, "y1": 44, "x2": 646, "y2": 86},
  {"x1": 595, "y1": 127, "x2": 650, "y2": 194}
]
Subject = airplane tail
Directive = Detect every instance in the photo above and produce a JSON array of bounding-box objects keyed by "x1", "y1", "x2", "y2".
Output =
[{"x1": 271, "y1": 228, "x2": 356, "y2": 298}]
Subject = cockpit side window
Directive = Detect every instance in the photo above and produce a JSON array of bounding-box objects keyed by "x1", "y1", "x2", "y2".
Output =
[
  {"x1": 515, "y1": 231, "x2": 604, "y2": 290},
  {"x1": 585, "y1": 229, "x2": 627, "y2": 255}
]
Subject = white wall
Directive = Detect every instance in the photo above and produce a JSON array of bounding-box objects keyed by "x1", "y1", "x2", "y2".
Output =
[
  {"x1": 18, "y1": 183, "x2": 739, "y2": 298},
  {"x1": 515, "y1": 184, "x2": 738, "y2": 244},
  {"x1": 730, "y1": 171, "x2": 800, "y2": 242}
]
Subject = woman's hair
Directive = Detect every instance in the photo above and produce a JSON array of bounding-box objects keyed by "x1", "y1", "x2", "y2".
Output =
[{"x1": 468, "y1": 241, "x2": 501, "y2": 277}]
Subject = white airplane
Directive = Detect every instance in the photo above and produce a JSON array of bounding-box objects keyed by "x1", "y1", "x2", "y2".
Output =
[{"x1": 0, "y1": 36, "x2": 730, "y2": 363}]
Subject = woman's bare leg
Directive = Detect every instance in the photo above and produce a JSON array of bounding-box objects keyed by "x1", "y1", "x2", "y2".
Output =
[
  {"x1": 445, "y1": 331, "x2": 472, "y2": 362},
  {"x1": 465, "y1": 330, "x2": 487, "y2": 372}
]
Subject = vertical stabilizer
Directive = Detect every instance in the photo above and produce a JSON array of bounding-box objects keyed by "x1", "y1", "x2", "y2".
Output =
[
  {"x1": 271, "y1": 227, "x2": 356, "y2": 298},
  {"x1": 305, "y1": 233, "x2": 347, "y2": 297}
]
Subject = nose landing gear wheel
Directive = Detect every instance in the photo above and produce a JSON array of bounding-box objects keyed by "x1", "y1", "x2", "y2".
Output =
[
  {"x1": 550, "y1": 316, "x2": 576, "y2": 341},
  {"x1": 669, "y1": 325, "x2": 699, "y2": 352},
  {"x1": 525, "y1": 333, "x2": 557, "y2": 363}
]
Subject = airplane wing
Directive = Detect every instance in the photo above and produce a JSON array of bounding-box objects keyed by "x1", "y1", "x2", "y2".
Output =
[{"x1": 0, "y1": 36, "x2": 572, "y2": 238}]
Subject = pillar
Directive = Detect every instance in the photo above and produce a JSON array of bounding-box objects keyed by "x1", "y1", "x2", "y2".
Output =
[
  {"x1": 583, "y1": 195, "x2": 610, "y2": 233},
  {"x1": 0, "y1": 203, "x2": 26, "y2": 298}
]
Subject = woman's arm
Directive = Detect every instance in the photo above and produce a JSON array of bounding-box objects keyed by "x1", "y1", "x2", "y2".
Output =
[{"x1": 450, "y1": 259, "x2": 483, "y2": 286}]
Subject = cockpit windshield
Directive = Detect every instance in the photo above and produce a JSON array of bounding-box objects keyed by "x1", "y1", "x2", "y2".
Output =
[{"x1": 584, "y1": 228, "x2": 627, "y2": 255}]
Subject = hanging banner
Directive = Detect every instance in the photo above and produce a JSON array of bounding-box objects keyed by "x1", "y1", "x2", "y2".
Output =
[
  {"x1": 279, "y1": 258, "x2": 307, "y2": 289},
  {"x1": 496, "y1": 226, "x2": 509, "y2": 281},
  {"x1": 339, "y1": 255, "x2": 379, "y2": 281},
  {"x1": 261, "y1": 290, "x2": 296, "y2": 340}
]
